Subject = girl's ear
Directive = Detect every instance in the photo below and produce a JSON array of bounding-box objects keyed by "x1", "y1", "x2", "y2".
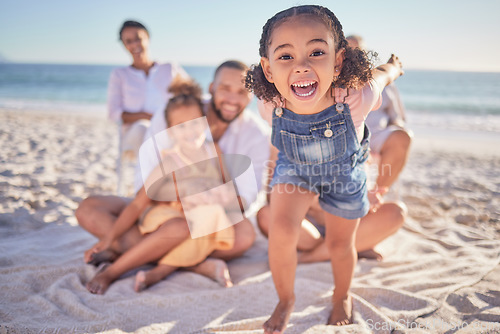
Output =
[
  {"x1": 260, "y1": 57, "x2": 274, "y2": 83},
  {"x1": 334, "y1": 48, "x2": 346, "y2": 74}
]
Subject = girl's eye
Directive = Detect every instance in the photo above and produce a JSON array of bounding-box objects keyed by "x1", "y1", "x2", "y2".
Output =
[
  {"x1": 311, "y1": 50, "x2": 325, "y2": 57},
  {"x1": 278, "y1": 54, "x2": 292, "y2": 60}
]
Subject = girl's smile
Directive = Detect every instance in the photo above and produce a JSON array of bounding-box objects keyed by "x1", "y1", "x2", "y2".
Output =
[
  {"x1": 291, "y1": 80, "x2": 318, "y2": 98},
  {"x1": 260, "y1": 15, "x2": 344, "y2": 114}
]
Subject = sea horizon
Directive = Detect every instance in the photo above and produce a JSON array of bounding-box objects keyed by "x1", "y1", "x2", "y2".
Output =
[
  {"x1": 3, "y1": 60, "x2": 500, "y2": 74},
  {"x1": 1, "y1": 62, "x2": 500, "y2": 133}
]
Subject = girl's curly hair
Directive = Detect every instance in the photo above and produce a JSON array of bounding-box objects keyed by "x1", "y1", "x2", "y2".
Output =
[
  {"x1": 164, "y1": 76, "x2": 204, "y2": 123},
  {"x1": 245, "y1": 5, "x2": 375, "y2": 104}
]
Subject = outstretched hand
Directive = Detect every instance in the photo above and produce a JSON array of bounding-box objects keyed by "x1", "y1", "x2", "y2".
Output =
[
  {"x1": 372, "y1": 54, "x2": 404, "y2": 88},
  {"x1": 387, "y1": 54, "x2": 404, "y2": 77}
]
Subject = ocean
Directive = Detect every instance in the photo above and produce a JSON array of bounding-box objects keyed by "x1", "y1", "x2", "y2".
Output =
[{"x1": 1, "y1": 63, "x2": 500, "y2": 132}]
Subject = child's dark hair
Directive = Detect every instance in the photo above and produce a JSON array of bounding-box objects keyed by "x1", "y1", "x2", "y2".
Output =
[
  {"x1": 245, "y1": 5, "x2": 374, "y2": 103},
  {"x1": 164, "y1": 77, "x2": 204, "y2": 124},
  {"x1": 119, "y1": 20, "x2": 149, "y2": 41}
]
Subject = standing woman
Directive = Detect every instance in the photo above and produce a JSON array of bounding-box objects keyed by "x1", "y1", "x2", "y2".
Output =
[{"x1": 108, "y1": 20, "x2": 188, "y2": 159}]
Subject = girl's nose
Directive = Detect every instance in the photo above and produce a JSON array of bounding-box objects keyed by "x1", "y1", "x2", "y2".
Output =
[{"x1": 294, "y1": 58, "x2": 311, "y2": 73}]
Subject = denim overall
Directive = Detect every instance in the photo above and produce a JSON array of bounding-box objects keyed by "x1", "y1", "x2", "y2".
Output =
[{"x1": 270, "y1": 102, "x2": 370, "y2": 219}]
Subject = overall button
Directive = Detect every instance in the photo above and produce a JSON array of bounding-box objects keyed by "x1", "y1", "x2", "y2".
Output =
[
  {"x1": 324, "y1": 129, "x2": 333, "y2": 137},
  {"x1": 275, "y1": 107, "x2": 283, "y2": 117},
  {"x1": 335, "y1": 103, "x2": 344, "y2": 112}
]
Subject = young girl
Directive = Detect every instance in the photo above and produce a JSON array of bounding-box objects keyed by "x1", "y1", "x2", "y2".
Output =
[
  {"x1": 85, "y1": 79, "x2": 235, "y2": 294},
  {"x1": 245, "y1": 5, "x2": 403, "y2": 332}
]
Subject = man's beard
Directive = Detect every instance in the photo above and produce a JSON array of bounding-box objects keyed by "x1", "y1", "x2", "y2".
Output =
[{"x1": 211, "y1": 99, "x2": 238, "y2": 124}]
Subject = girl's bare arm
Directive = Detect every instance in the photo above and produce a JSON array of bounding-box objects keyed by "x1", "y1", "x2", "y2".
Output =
[{"x1": 372, "y1": 54, "x2": 404, "y2": 88}]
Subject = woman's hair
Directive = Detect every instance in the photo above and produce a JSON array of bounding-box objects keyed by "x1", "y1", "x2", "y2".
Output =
[
  {"x1": 119, "y1": 20, "x2": 149, "y2": 41},
  {"x1": 245, "y1": 5, "x2": 375, "y2": 104},
  {"x1": 164, "y1": 77, "x2": 204, "y2": 124}
]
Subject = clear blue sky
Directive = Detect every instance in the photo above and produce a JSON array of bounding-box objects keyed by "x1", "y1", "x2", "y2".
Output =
[{"x1": 1, "y1": 0, "x2": 499, "y2": 72}]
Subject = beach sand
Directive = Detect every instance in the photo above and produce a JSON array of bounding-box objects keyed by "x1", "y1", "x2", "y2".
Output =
[{"x1": 0, "y1": 108, "x2": 499, "y2": 333}]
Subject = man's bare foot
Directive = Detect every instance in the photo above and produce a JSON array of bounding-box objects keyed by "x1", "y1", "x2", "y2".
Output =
[
  {"x1": 328, "y1": 295, "x2": 353, "y2": 326},
  {"x1": 357, "y1": 249, "x2": 383, "y2": 261},
  {"x1": 134, "y1": 270, "x2": 148, "y2": 292},
  {"x1": 86, "y1": 266, "x2": 114, "y2": 295},
  {"x1": 188, "y1": 258, "x2": 233, "y2": 287},
  {"x1": 87, "y1": 249, "x2": 119, "y2": 266},
  {"x1": 263, "y1": 298, "x2": 294, "y2": 334}
]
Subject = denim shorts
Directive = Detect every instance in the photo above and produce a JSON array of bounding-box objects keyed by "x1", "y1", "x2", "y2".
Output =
[{"x1": 270, "y1": 103, "x2": 370, "y2": 220}]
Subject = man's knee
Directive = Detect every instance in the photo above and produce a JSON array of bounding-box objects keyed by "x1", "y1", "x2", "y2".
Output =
[
  {"x1": 385, "y1": 202, "x2": 407, "y2": 230},
  {"x1": 256, "y1": 206, "x2": 270, "y2": 236},
  {"x1": 388, "y1": 130, "x2": 412, "y2": 151},
  {"x1": 388, "y1": 202, "x2": 408, "y2": 229},
  {"x1": 75, "y1": 196, "x2": 99, "y2": 227},
  {"x1": 382, "y1": 129, "x2": 411, "y2": 153},
  {"x1": 234, "y1": 218, "x2": 256, "y2": 252}
]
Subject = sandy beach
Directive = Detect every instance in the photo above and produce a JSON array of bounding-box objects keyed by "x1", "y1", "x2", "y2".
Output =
[{"x1": 0, "y1": 108, "x2": 499, "y2": 333}]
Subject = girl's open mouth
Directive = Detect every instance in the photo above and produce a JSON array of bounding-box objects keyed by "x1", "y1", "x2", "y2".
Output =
[{"x1": 291, "y1": 81, "x2": 318, "y2": 98}]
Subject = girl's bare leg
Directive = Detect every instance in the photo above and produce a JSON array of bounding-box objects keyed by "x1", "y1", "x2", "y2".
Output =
[
  {"x1": 323, "y1": 213, "x2": 359, "y2": 326},
  {"x1": 134, "y1": 264, "x2": 178, "y2": 292},
  {"x1": 86, "y1": 217, "x2": 189, "y2": 294},
  {"x1": 186, "y1": 258, "x2": 233, "y2": 287},
  {"x1": 263, "y1": 185, "x2": 316, "y2": 334}
]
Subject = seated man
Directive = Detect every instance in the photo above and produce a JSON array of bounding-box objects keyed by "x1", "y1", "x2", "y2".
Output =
[{"x1": 77, "y1": 60, "x2": 270, "y2": 283}]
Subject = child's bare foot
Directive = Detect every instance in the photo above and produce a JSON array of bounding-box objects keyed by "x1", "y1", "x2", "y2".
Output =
[
  {"x1": 188, "y1": 258, "x2": 233, "y2": 287},
  {"x1": 134, "y1": 270, "x2": 148, "y2": 292},
  {"x1": 86, "y1": 266, "x2": 114, "y2": 295},
  {"x1": 358, "y1": 249, "x2": 383, "y2": 261},
  {"x1": 87, "y1": 249, "x2": 118, "y2": 266},
  {"x1": 263, "y1": 298, "x2": 294, "y2": 334},
  {"x1": 328, "y1": 295, "x2": 353, "y2": 326}
]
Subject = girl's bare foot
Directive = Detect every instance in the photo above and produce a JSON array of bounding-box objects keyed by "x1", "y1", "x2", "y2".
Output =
[
  {"x1": 188, "y1": 258, "x2": 233, "y2": 287},
  {"x1": 357, "y1": 249, "x2": 383, "y2": 261},
  {"x1": 86, "y1": 266, "x2": 114, "y2": 295},
  {"x1": 263, "y1": 298, "x2": 294, "y2": 334},
  {"x1": 328, "y1": 295, "x2": 353, "y2": 326}
]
